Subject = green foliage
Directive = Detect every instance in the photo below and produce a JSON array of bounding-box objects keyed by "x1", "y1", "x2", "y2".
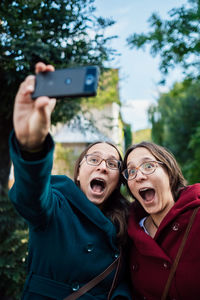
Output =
[
  {"x1": 127, "y1": 0, "x2": 200, "y2": 176},
  {"x1": 148, "y1": 79, "x2": 200, "y2": 183},
  {"x1": 83, "y1": 68, "x2": 120, "y2": 109},
  {"x1": 120, "y1": 184, "x2": 133, "y2": 203},
  {"x1": 0, "y1": 192, "x2": 28, "y2": 299},
  {"x1": 185, "y1": 124, "x2": 200, "y2": 183},
  {"x1": 0, "y1": 0, "x2": 117, "y2": 190},
  {"x1": 54, "y1": 143, "x2": 81, "y2": 178},
  {"x1": 133, "y1": 128, "x2": 152, "y2": 144},
  {"x1": 123, "y1": 123, "x2": 132, "y2": 151},
  {"x1": 127, "y1": 0, "x2": 200, "y2": 80},
  {"x1": 0, "y1": 1, "x2": 117, "y2": 297},
  {"x1": 0, "y1": 0, "x2": 116, "y2": 125}
]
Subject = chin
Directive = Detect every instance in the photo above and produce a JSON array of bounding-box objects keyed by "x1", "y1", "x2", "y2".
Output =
[{"x1": 91, "y1": 197, "x2": 105, "y2": 207}]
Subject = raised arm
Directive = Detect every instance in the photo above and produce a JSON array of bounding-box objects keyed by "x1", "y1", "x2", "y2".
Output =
[
  {"x1": 9, "y1": 63, "x2": 57, "y2": 227},
  {"x1": 13, "y1": 62, "x2": 56, "y2": 151}
]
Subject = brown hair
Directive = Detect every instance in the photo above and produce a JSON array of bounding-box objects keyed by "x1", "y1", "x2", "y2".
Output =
[
  {"x1": 123, "y1": 141, "x2": 187, "y2": 201},
  {"x1": 74, "y1": 141, "x2": 130, "y2": 247}
]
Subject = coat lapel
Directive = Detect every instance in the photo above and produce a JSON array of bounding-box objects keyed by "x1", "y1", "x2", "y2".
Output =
[
  {"x1": 53, "y1": 175, "x2": 117, "y2": 249},
  {"x1": 128, "y1": 204, "x2": 171, "y2": 262}
]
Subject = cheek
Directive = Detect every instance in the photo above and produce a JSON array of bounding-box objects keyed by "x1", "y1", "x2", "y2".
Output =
[
  {"x1": 76, "y1": 167, "x2": 87, "y2": 184},
  {"x1": 128, "y1": 181, "x2": 136, "y2": 196},
  {"x1": 157, "y1": 169, "x2": 170, "y2": 188},
  {"x1": 110, "y1": 172, "x2": 120, "y2": 188}
]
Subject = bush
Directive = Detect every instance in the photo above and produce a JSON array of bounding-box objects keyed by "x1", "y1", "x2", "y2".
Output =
[{"x1": 0, "y1": 192, "x2": 28, "y2": 299}]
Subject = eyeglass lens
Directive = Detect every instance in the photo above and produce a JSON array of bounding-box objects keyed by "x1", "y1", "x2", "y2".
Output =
[
  {"x1": 124, "y1": 161, "x2": 158, "y2": 179},
  {"x1": 86, "y1": 155, "x2": 120, "y2": 169}
]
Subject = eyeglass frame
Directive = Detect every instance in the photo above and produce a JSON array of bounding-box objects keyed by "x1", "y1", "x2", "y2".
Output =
[
  {"x1": 122, "y1": 160, "x2": 163, "y2": 180},
  {"x1": 81, "y1": 154, "x2": 122, "y2": 170}
]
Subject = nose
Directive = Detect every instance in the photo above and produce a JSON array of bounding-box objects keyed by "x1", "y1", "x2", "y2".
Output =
[
  {"x1": 135, "y1": 169, "x2": 147, "y2": 181},
  {"x1": 97, "y1": 159, "x2": 108, "y2": 172}
]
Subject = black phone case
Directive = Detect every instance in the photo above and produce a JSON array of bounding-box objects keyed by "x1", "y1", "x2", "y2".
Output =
[{"x1": 32, "y1": 66, "x2": 99, "y2": 99}]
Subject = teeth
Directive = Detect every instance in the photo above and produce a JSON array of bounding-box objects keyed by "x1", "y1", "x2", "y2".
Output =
[
  {"x1": 91, "y1": 178, "x2": 106, "y2": 187},
  {"x1": 139, "y1": 187, "x2": 149, "y2": 192},
  {"x1": 91, "y1": 178, "x2": 106, "y2": 192},
  {"x1": 94, "y1": 178, "x2": 105, "y2": 183}
]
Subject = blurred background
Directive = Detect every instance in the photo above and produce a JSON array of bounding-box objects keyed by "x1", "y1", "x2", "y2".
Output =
[{"x1": 0, "y1": 0, "x2": 199, "y2": 298}]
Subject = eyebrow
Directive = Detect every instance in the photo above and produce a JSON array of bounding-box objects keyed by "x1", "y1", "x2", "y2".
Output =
[
  {"x1": 127, "y1": 157, "x2": 154, "y2": 167},
  {"x1": 88, "y1": 151, "x2": 119, "y2": 160}
]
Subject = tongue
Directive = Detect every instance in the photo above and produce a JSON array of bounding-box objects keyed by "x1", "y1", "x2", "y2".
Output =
[
  {"x1": 144, "y1": 189, "x2": 155, "y2": 201},
  {"x1": 92, "y1": 184, "x2": 103, "y2": 193}
]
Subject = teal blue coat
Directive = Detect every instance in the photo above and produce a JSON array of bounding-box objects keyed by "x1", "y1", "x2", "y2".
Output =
[{"x1": 9, "y1": 132, "x2": 131, "y2": 300}]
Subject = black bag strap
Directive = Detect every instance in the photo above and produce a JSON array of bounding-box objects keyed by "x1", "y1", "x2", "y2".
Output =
[
  {"x1": 161, "y1": 206, "x2": 200, "y2": 300},
  {"x1": 63, "y1": 250, "x2": 122, "y2": 300}
]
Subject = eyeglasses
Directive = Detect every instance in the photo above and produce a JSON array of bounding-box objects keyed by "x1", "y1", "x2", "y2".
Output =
[
  {"x1": 84, "y1": 154, "x2": 121, "y2": 170},
  {"x1": 123, "y1": 160, "x2": 163, "y2": 180}
]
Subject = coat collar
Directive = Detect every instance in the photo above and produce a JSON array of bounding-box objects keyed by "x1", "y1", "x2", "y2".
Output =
[
  {"x1": 52, "y1": 175, "x2": 117, "y2": 250},
  {"x1": 128, "y1": 184, "x2": 200, "y2": 260},
  {"x1": 128, "y1": 205, "x2": 171, "y2": 261}
]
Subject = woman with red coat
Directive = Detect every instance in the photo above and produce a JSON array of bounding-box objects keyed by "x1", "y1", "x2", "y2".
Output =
[{"x1": 122, "y1": 141, "x2": 200, "y2": 300}]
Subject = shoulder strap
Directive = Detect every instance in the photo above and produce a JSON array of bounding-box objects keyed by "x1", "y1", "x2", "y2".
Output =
[
  {"x1": 63, "y1": 251, "x2": 121, "y2": 300},
  {"x1": 161, "y1": 206, "x2": 200, "y2": 300},
  {"x1": 107, "y1": 250, "x2": 122, "y2": 300}
]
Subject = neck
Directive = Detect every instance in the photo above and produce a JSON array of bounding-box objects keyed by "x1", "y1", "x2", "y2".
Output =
[
  {"x1": 150, "y1": 215, "x2": 159, "y2": 229},
  {"x1": 149, "y1": 199, "x2": 175, "y2": 229}
]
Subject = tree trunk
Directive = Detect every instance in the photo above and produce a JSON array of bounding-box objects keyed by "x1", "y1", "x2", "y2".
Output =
[{"x1": 0, "y1": 115, "x2": 13, "y2": 196}]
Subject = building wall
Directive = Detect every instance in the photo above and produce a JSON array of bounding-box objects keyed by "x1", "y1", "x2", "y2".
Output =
[{"x1": 85, "y1": 102, "x2": 123, "y2": 147}]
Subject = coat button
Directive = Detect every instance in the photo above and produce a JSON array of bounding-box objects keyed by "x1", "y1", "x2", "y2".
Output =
[
  {"x1": 172, "y1": 223, "x2": 180, "y2": 231},
  {"x1": 132, "y1": 264, "x2": 138, "y2": 271},
  {"x1": 114, "y1": 252, "x2": 119, "y2": 259},
  {"x1": 71, "y1": 281, "x2": 80, "y2": 291},
  {"x1": 163, "y1": 261, "x2": 169, "y2": 269},
  {"x1": 85, "y1": 243, "x2": 94, "y2": 253}
]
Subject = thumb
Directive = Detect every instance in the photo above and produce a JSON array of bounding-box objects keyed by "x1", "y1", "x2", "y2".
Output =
[
  {"x1": 34, "y1": 97, "x2": 56, "y2": 126},
  {"x1": 48, "y1": 98, "x2": 57, "y2": 113},
  {"x1": 35, "y1": 97, "x2": 56, "y2": 116}
]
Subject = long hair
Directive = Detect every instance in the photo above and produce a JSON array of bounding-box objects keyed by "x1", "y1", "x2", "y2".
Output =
[
  {"x1": 74, "y1": 141, "x2": 130, "y2": 247},
  {"x1": 123, "y1": 141, "x2": 187, "y2": 201}
]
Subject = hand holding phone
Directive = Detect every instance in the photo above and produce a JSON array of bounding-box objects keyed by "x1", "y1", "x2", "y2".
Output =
[
  {"x1": 13, "y1": 62, "x2": 56, "y2": 151},
  {"x1": 32, "y1": 66, "x2": 99, "y2": 99}
]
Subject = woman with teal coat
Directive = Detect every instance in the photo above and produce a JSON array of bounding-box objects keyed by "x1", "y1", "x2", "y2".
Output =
[{"x1": 9, "y1": 62, "x2": 131, "y2": 300}]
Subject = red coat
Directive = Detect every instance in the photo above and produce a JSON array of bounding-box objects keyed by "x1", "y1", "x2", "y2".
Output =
[{"x1": 128, "y1": 184, "x2": 200, "y2": 300}]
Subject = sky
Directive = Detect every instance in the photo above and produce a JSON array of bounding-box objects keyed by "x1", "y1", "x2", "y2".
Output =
[{"x1": 94, "y1": 0, "x2": 188, "y2": 131}]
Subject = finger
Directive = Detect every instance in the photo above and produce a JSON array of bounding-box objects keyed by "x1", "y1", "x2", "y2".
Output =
[
  {"x1": 24, "y1": 74, "x2": 35, "y2": 85},
  {"x1": 34, "y1": 97, "x2": 56, "y2": 125},
  {"x1": 34, "y1": 97, "x2": 50, "y2": 109},
  {"x1": 19, "y1": 75, "x2": 35, "y2": 92},
  {"x1": 35, "y1": 97, "x2": 56, "y2": 112},
  {"x1": 35, "y1": 62, "x2": 47, "y2": 73},
  {"x1": 15, "y1": 75, "x2": 35, "y2": 101},
  {"x1": 46, "y1": 64, "x2": 55, "y2": 72},
  {"x1": 23, "y1": 75, "x2": 35, "y2": 94},
  {"x1": 35, "y1": 62, "x2": 55, "y2": 74},
  {"x1": 49, "y1": 98, "x2": 56, "y2": 113}
]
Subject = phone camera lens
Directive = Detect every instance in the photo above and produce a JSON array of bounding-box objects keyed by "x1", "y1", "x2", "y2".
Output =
[
  {"x1": 65, "y1": 78, "x2": 72, "y2": 85},
  {"x1": 85, "y1": 74, "x2": 94, "y2": 85}
]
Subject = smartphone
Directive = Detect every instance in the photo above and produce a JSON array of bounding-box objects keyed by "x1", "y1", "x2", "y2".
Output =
[{"x1": 32, "y1": 66, "x2": 99, "y2": 99}]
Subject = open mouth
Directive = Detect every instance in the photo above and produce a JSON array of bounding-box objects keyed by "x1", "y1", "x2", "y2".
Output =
[
  {"x1": 139, "y1": 188, "x2": 155, "y2": 202},
  {"x1": 90, "y1": 178, "x2": 106, "y2": 193}
]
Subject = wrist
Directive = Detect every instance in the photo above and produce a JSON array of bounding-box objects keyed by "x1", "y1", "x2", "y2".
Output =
[
  {"x1": 18, "y1": 143, "x2": 44, "y2": 153},
  {"x1": 17, "y1": 134, "x2": 47, "y2": 153}
]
